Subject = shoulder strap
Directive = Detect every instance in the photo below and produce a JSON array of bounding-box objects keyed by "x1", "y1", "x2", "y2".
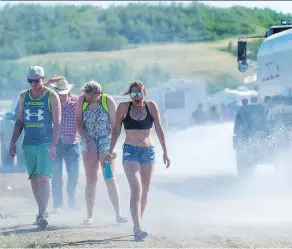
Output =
[
  {"x1": 24, "y1": 90, "x2": 28, "y2": 100},
  {"x1": 22, "y1": 90, "x2": 28, "y2": 110},
  {"x1": 47, "y1": 91, "x2": 52, "y2": 111},
  {"x1": 126, "y1": 102, "x2": 132, "y2": 117},
  {"x1": 101, "y1": 93, "x2": 109, "y2": 114},
  {"x1": 144, "y1": 102, "x2": 150, "y2": 113},
  {"x1": 24, "y1": 89, "x2": 32, "y2": 101},
  {"x1": 82, "y1": 94, "x2": 109, "y2": 114},
  {"x1": 82, "y1": 98, "x2": 89, "y2": 112},
  {"x1": 144, "y1": 102, "x2": 153, "y2": 119}
]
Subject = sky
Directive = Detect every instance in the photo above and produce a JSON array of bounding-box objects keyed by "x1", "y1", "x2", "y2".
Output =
[{"x1": 0, "y1": 1, "x2": 291, "y2": 14}]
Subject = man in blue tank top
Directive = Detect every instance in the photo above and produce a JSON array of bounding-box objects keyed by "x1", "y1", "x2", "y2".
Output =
[{"x1": 9, "y1": 66, "x2": 61, "y2": 229}]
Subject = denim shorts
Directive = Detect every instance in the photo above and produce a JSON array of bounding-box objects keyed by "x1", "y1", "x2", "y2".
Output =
[
  {"x1": 122, "y1": 144, "x2": 155, "y2": 165},
  {"x1": 81, "y1": 136, "x2": 111, "y2": 153}
]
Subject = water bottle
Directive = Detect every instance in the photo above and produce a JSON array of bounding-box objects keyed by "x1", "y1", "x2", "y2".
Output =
[{"x1": 103, "y1": 161, "x2": 114, "y2": 179}]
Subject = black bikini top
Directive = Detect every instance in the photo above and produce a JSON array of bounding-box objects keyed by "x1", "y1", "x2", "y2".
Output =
[{"x1": 122, "y1": 102, "x2": 154, "y2": 130}]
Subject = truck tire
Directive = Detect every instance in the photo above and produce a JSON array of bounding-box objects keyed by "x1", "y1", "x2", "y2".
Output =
[{"x1": 235, "y1": 148, "x2": 255, "y2": 178}]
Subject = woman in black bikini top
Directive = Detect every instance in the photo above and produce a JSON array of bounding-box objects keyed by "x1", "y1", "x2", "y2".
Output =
[
  {"x1": 122, "y1": 101, "x2": 154, "y2": 130},
  {"x1": 103, "y1": 80, "x2": 170, "y2": 241}
]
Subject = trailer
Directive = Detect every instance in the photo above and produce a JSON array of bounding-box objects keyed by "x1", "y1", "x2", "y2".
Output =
[{"x1": 146, "y1": 79, "x2": 208, "y2": 129}]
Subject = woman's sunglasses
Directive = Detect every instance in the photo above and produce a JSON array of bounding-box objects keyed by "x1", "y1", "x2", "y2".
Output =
[
  {"x1": 27, "y1": 78, "x2": 41, "y2": 83},
  {"x1": 130, "y1": 92, "x2": 143, "y2": 97}
]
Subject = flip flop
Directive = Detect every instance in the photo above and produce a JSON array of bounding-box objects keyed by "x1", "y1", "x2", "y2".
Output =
[
  {"x1": 33, "y1": 212, "x2": 49, "y2": 225},
  {"x1": 37, "y1": 218, "x2": 48, "y2": 230},
  {"x1": 134, "y1": 230, "x2": 148, "y2": 241}
]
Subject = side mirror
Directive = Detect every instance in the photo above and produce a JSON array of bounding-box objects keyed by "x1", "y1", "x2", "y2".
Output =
[
  {"x1": 238, "y1": 61, "x2": 249, "y2": 73},
  {"x1": 237, "y1": 40, "x2": 248, "y2": 73},
  {"x1": 237, "y1": 40, "x2": 247, "y2": 63}
]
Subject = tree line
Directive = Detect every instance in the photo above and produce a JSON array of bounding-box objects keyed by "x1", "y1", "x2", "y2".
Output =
[
  {"x1": 0, "y1": 60, "x2": 171, "y2": 99},
  {"x1": 0, "y1": 2, "x2": 290, "y2": 98},
  {"x1": 0, "y1": 2, "x2": 290, "y2": 60}
]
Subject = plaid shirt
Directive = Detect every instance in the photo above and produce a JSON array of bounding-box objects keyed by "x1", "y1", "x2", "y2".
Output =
[{"x1": 60, "y1": 94, "x2": 79, "y2": 144}]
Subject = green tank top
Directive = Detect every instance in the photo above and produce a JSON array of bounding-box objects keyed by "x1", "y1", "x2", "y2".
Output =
[{"x1": 23, "y1": 90, "x2": 53, "y2": 145}]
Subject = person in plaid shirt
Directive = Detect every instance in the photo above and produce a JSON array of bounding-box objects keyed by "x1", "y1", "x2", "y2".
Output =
[{"x1": 46, "y1": 76, "x2": 80, "y2": 211}]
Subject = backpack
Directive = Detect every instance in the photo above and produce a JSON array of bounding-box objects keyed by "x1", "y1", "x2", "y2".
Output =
[{"x1": 82, "y1": 93, "x2": 109, "y2": 114}]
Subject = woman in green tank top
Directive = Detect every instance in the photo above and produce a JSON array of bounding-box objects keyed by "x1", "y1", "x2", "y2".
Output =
[{"x1": 75, "y1": 80, "x2": 128, "y2": 225}]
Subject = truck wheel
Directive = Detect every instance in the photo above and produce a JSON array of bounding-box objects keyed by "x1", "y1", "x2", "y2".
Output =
[{"x1": 236, "y1": 149, "x2": 255, "y2": 178}]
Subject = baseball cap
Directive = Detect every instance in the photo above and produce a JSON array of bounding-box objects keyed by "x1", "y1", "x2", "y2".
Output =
[{"x1": 27, "y1": 66, "x2": 45, "y2": 78}]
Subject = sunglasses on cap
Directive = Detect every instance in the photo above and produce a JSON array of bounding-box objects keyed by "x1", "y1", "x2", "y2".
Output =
[
  {"x1": 27, "y1": 78, "x2": 41, "y2": 83},
  {"x1": 130, "y1": 92, "x2": 143, "y2": 97}
]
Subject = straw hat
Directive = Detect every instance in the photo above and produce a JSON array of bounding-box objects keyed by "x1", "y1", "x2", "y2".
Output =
[{"x1": 49, "y1": 78, "x2": 75, "y2": 95}]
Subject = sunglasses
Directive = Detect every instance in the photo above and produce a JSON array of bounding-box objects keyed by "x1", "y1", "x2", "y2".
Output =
[
  {"x1": 130, "y1": 92, "x2": 143, "y2": 97},
  {"x1": 27, "y1": 78, "x2": 41, "y2": 83}
]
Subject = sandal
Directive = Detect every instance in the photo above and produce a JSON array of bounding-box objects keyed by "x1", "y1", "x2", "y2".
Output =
[
  {"x1": 37, "y1": 217, "x2": 48, "y2": 230},
  {"x1": 116, "y1": 215, "x2": 128, "y2": 223},
  {"x1": 134, "y1": 230, "x2": 148, "y2": 241},
  {"x1": 82, "y1": 217, "x2": 93, "y2": 225},
  {"x1": 33, "y1": 212, "x2": 49, "y2": 225}
]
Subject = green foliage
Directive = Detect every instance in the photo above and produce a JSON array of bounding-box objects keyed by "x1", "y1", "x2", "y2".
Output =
[
  {"x1": 0, "y1": 59, "x2": 171, "y2": 97},
  {"x1": 227, "y1": 41, "x2": 233, "y2": 52},
  {"x1": 206, "y1": 74, "x2": 241, "y2": 95},
  {"x1": 0, "y1": 61, "x2": 28, "y2": 94},
  {"x1": 0, "y1": 2, "x2": 291, "y2": 60},
  {"x1": 247, "y1": 39, "x2": 264, "y2": 61},
  {"x1": 0, "y1": 2, "x2": 291, "y2": 97},
  {"x1": 135, "y1": 63, "x2": 171, "y2": 89},
  {"x1": 218, "y1": 38, "x2": 264, "y2": 62}
]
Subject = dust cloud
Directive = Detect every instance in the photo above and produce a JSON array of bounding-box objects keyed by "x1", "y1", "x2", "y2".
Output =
[
  {"x1": 44, "y1": 122, "x2": 292, "y2": 235},
  {"x1": 2, "y1": 121, "x2": 292, "y2": 244},
  {"x1": 142, "y1": 122, "x2": 292, "y2": 240}
]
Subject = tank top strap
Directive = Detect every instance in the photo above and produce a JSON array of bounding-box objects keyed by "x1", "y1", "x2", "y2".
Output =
[
  {"x1": 126, "y1": 102, "x2": 132, "y2": 117},
  {"x1": 144, "y1": 102, "x2": 150, "y2": 115}
]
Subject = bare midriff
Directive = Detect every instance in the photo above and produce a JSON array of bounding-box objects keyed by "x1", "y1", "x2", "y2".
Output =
[{"x1": 124, "y1": 129, "x2": 153, "y2": 147}]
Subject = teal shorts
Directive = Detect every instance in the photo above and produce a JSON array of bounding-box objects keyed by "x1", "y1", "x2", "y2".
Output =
[{"x1": 22, "y1": 143, "x2": 53, "y2": 179}]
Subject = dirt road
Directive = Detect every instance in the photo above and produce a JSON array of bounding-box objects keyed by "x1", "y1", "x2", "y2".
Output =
[{"x1": 2, "y1": 123, "x2": 292, "y2": 248}]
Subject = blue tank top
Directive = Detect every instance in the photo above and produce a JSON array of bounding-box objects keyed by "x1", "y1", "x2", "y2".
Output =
[{"x1": 23, "y1": 90, "x2": 53, "y2": 145}]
